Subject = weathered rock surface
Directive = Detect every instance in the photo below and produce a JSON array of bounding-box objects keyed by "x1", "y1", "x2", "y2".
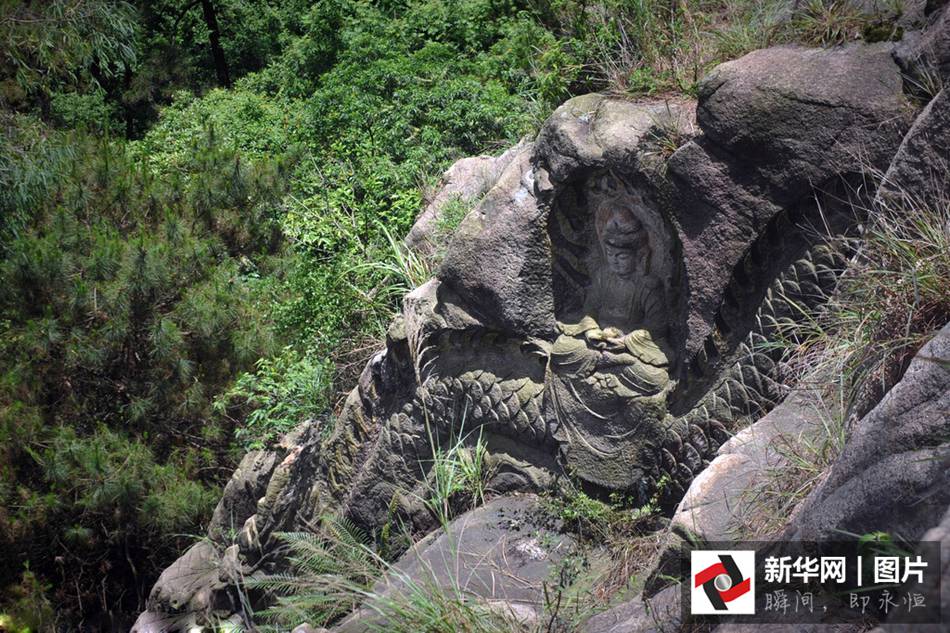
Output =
[
  {"x1": 582, "y1": 584, "x2": 681, "y2": 633},
  {"x1": 671, "y1": 385, "x2": 830, "y2": 541},
  {"x1": 405, "y1": 139, "x2": 532, "y2": 255},
  {"x1": 867, "y1": 503, "x2": 950, "y2": 632},
  {"x1": 667, "y1": 43, "x2": 910, "y2": 374},
  {"x1": 896, "y1": 0, "x2": 950, "y2": 80},
  {"x1": 878, "y1": 88, "x2": 950, "y2": 207},
  {"x1": 696, "y1": 44, "x2": 908, "y2": 200},
  {"x1": 585, "y1": 324, "x2": 949, "y2": 633},
  {"x1": 334, "y1": 495, "x2": 573, "y2": 632},
  {"x1": 787, "y1": 324, "x2": 950, "y2": 543},
  {"x1": 208, "y1": 448, "x2": 281, "y2": 541},
  {"x1": 133, "y1": 541, "x2": 223, "y2": 632}
]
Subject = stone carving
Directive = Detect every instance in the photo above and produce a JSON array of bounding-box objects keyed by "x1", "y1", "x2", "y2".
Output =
[
  {"x1": 135, "y1": 39, "x2": 916, "y2": 631},
  {"x1": 563, "y1": 178, "x2": 671, "y2": 335},
  {"x1": 535, "y1": 174, "x2": 677, "y2": 493}
]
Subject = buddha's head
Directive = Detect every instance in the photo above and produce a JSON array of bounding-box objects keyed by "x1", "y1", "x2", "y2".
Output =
[{"x1": 597, "y1": 205, "x2": 649, "y2": 278}]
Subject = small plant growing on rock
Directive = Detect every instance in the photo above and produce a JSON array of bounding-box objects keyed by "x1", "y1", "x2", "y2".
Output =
[
  {"x1": 254, "y1": 518, "x2": 528, "y2": 632},
  {"x1": 538, "y1": 479, "x2": 670, "y2": 612},
  {"x1": 421, "y1": 423, "x2": 495, "y2": 530},
  {"x1": 215, "y1": 348, "x2": 333, "y2": 450},
  {"x1": 252, "y1": 518, "x2": 383, "y2": 628},
  {"x1": 792, "y1": 0, "x2": 866, "y2": 45},
  {"x1": 790, "y1": 0, "x2": 903, "y2": 47}
]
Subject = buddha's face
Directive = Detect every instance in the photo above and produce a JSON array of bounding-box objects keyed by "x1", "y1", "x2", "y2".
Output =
[{"x1": 601, "y1": 209, "x2": 646, "y2": 278}]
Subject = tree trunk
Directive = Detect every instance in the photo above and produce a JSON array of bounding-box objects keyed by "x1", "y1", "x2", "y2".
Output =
[{"x1": 199, "y1": 0, "x2": 231, "y2": 88}]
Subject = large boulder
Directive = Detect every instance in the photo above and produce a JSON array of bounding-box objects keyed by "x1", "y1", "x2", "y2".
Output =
[
  {"x1": 667, "y1": 43, "x2": 911, "y2": 371},
  {"x1": 334, "y1": 495, "x2": 574, "y2": 632},
  {"x1": 877, "y1": 88, "x2": 950, "y2": 208},
  {"x1": 696, "y1": 44, "x2": 909, "y2": 201},
  {"x1": 787, "y1": 324, "x2": 950, "y2": 542},
  {"x1": 895, "y1": 0, "x2": 950, "y2": 81},
  {"x1": 405, "y1": 139, "x2": 532, "y2": 255}
]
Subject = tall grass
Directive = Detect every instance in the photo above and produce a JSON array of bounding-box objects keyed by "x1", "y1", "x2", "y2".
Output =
[
  {"x1": 419, "y1": 417, "x2": 495, "y2": 530},
  {"x1": 574, "y1": 0, "x2": 908, "y2": 97},
  {"x1": 253, "y1": 520, "x2": 521, "y2": 632},
  {"x1": 738, "y1": 173, "x2": 949, "y2": 537},
  {"x1": 786, "y1": 182, "x2": 950, "y2": 405}
]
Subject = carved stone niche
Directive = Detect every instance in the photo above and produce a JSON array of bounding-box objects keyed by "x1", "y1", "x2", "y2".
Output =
[
  {"x1": 549, "y1": 172, "x2": 678, "y2": 354},
  {"x1": 542, "y1": 171, "x2": 682, "y2": 496}
]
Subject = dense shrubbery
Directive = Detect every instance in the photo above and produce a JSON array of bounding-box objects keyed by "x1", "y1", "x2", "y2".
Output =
[{"x1": 0, "y1": 123, "x2": 291, "y2": 624}]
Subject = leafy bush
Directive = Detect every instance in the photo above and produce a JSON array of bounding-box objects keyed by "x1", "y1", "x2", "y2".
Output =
[
  {"x1": 50, "y1": 89, "x2": 123, "y2": 134},
  {"x1": 0, "y1": 0, "x2": 137, "y2": 102},
  {"x1": 216, "y1": 348, "x2": 333, "y2": 450},
  {"x1": 132, "y1": 88, "x2": 299, "y2": 170}
]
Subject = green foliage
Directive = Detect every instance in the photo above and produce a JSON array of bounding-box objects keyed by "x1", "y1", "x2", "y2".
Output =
[
  {"x1": 0, "y1": 567, "x2": 54, "y2": 633},
  {"x1": 216, "y1": 347, "x2": 333, "y2": 450},
  {"x1": 254, "y1": 519, "x2": 382, "y2": 628},
  {"x1": 435, "y1": 195, "x2": 476, "y2": 237},
  {"x1": 0, "y1": 118, "x2": 290, "y2": 621},
  {"x1": 132, "y1": 88, "x2": 299, "y2": 169},
  {"x1": 255, "y1": 521, "x2": 519, "y2": 633},
  {"x1": 0, "y1": 113, "x2": 77, "y2": 242},
  {"x1": 421, "y1": 425, "x2": 494, "y2": 529},
  {"x1": 222, "y1": 1, "x2": 577, "y2": 357},
  {"x1": 783, "y1": 0, "x2": 902, "y2": 47},
  {"x1": 548, "y1": 488, "x2": 618, "y2": 540},
  {"x1": 544, "y1": 479, "x2": 667, "y2": 544},
  {"x1": 356, "y1": 224, "x2": 435, "y2": 306},
  {"x1": 40, "y1": 424, "x2": 218, "y2": 537},
  {"x1": 50, "y1": 89, "x2": 123, "y2": 134},
  {"x1": 791, "y1": 0, "x2": 868, "y2": 45},
  {"x1": 0, "y1": 0, "x2": 138, "y2": 103},
  {"x1": 361, "y1": 579, "x2": 517, "y2": 633},
  {"x1": 710, "y1": 1, "x2": 788, "y2": 61}
]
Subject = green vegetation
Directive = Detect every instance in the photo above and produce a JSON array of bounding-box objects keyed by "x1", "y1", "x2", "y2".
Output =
[
  {"x1": 253, "y1": 485, "x2": 668, "y2": 632},
  {"x1": 215, "y1": 348, "x2": 333, "y2": 450},
  {"x1": 0, "y1": 123, "x2": 288, "y2": 626},
  {"x1": 420, "y1": 425, "x2": 494, "y2": 529},
  {"x1": 255, "y1": 522, "x2": 520, "y2": 632},
  {"x1": 0, "y1": 0, "x2": 919, "y2": 628},
  {"x1": 254, "y1": 519, "x2": 383, "y2": 628},
  {"x1": 537, "y1": 482, "x2": 670, "y2": 614},
  {"x1": 740, "y1": 171, "x2": 950, "y2": 538}
]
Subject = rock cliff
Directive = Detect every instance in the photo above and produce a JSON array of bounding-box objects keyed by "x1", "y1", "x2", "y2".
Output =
[{"x1": 134, "y1": 4, "x2": 950, "y2": 630}]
